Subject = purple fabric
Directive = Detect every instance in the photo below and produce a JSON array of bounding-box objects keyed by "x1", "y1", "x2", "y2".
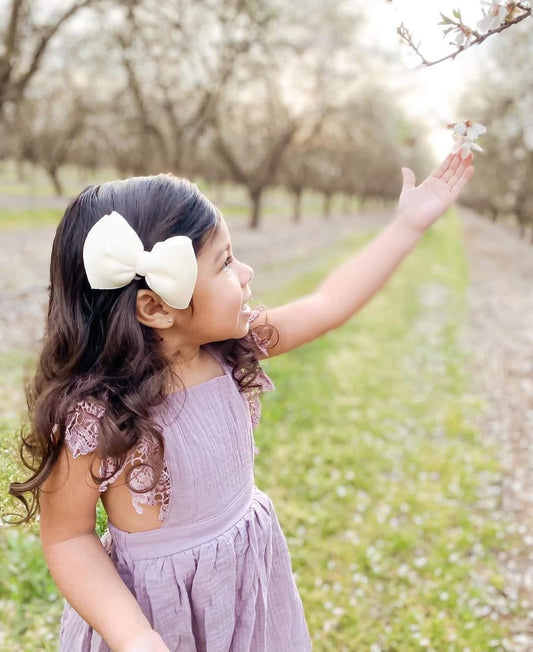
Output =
[{"x1": 59, "y1": 357, "x2": 311, "y2": 651}]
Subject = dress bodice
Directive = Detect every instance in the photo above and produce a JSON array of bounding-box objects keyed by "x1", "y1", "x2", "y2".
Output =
[
  {"x1": 63, "y1": 344, "x2": 272, "y2": 526},
  {"x1": 154, "y1": 370, "x2": 256, "y2": 527}
]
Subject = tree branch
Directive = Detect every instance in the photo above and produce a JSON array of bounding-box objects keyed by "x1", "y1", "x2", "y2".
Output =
[
  {"x1": 213, "y1": 116, "x2": 249, "y2": 186},
  {"x1": 256, "y1": 123, "x2": 297, "y2": 185},
  {"x1": 2, "y1": 0, "x2": 102, "y2": 107},
  {"x1": 0, "y1": 0, "x2": 24, "y2": 88},
  {"x1": 398, "y1": 7, "x2": 531, "y2": 67}
]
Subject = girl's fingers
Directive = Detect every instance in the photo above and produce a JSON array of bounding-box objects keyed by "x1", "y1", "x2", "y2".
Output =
[
  {"x1": 451, "y1": 165, "x2": 474, "y2": 194},
  {"x1": 432, "y1": 153, "x2": 454, "y2": 179},
  {"x1": 432, "y1": 151, "x2": 473, "y2": 181},
  {"x1": 448, "y1": 159, "x2": 467, "y2": 188},
  {"x1": 442, "y1": 154, "x2": 462, "y2": 182}
]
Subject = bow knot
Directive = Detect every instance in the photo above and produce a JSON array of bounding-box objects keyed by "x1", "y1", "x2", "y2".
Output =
[
  {"x1": 135, "y1": 250, "x2": 151, "y2": 277},
  {"x1": 82, "y1": 211, "x2": 198, "y2": 309}
]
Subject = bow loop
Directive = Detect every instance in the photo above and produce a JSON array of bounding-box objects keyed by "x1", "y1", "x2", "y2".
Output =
[{"x1": 83, "y1": 211, "x2": 197, "y2": 309}]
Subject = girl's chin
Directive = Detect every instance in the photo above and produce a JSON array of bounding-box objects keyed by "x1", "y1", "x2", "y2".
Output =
[{"x1": 237, "y1": 314, "x2": 251, "y2": 336}]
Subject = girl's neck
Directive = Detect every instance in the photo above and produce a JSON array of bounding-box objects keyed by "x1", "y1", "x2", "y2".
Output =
[{"x1": 169, "y1": 346, "x2": 224, "y2": 391}]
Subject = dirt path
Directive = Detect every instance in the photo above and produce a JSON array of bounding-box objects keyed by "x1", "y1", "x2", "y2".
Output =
[{"x1": 461, "y1": 209, "x2": 533, "y2": 650}]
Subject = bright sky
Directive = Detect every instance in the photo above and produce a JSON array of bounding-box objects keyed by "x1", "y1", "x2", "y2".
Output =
[{"x1": 362, "y1": 0, "x2": 486, "y2": 158}]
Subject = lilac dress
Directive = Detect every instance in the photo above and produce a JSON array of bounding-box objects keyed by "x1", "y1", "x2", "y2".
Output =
[{"x1": 58, "y1": 347, "x2": 311, "y2": 652}]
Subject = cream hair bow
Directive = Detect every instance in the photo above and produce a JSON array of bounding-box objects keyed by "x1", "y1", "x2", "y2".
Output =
[{"x1": 82, "y1": 211, "x2": 197, "y2": 309}]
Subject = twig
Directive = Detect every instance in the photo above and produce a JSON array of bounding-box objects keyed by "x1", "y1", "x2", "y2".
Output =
[{"x1": 398, "y1": 8, "x2": 531, "y2": 67}]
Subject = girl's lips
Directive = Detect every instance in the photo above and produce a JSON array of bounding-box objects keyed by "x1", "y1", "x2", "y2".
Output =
[{"x1": 241, "y1": 294, "x2": 252, "y2": 311}]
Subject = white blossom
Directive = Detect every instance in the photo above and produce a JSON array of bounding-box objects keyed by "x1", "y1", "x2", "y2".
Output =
[
  {"x1": 477, "y1": 2, "x2": 508, "y2": 32},
  {"x1": 454, "y1": 25, "x2": 474, "y2": 48},
  {"x1": 451, "y1": 120, "x2": 486, "y2": 159},
  {"x1": 454, "y1": 121, "x2": 487, "y2": 140}
]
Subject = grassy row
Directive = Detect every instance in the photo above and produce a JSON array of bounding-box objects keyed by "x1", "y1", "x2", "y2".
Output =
[
  {"x1": 0, "y1": 211, "x2": 515, "y2": 650},
  {"x1": 255, "y1": 212, "x2": 514, "y2": 651},
  {"x1": 0, "y1": 195, "x2": 361, "y2": 230}
]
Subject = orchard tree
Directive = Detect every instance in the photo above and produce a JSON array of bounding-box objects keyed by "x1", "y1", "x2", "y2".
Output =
[
  {"x1": 459, "y1": 22, "x2": 533, "y2": 241},
  {"x1": 213, "y1": 0, "x2": 376, "y2": 228},
  {"x1": 280, "y1": 134, "x2": 322, "y2": 223},
  {"x1": 0, "y1": 0, "x2": 131, "y2": 113},
  {"x1": 279, "y1": 86, "x2": 412, "y2": 221},
  {"x1": 107, "y1": 0, "x2": 277, "y2": 176},
  {"x1": 8, "y1": 75, "x2": 87, "y2": 194},
  {"x1": 213, "y1": 70, "x2": 298, "y2": 229}
]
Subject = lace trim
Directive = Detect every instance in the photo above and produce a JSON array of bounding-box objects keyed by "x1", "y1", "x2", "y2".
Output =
[
  {"x1": 245, "y1": 306, "x2": 275, "y2": 431},
  {"x1": 63, "y1": 400, "x2": 170, "y2": 521},
  {"x1": 64, "y1": 400, "x2": 105, "y2": 457},
  {"x1": 124, "y1": 438, "x2": 171, "y2": 520}
]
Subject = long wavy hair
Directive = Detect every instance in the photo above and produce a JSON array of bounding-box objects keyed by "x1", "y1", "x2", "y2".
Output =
[{"x1": 8, "y1": 174, "x2": 274, "y2": 523}]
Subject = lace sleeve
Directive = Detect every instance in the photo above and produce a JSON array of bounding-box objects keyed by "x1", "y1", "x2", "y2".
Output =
[
  {"x1": 63, "y1": 401, "x2": 170, "y2": 519},
  {"x1": 63, "y1": 400, "x2": 121, "y2": 494},
  {"x1": 64, "y1": 399, "x2": 106, "y2": 458}
]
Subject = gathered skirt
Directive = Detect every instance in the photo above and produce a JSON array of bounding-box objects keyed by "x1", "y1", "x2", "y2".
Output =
[{"x1": 59, "y1": 488, "x2": 311, "y2": 652}]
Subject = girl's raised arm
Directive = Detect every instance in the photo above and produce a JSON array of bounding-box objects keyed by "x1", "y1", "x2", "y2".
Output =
[
  {"x1": 260, "y1": 153, "x2": 474, "y2": 358},
  {"x1": 40, "y1": 447, "x2": 169, "y2": 652}
]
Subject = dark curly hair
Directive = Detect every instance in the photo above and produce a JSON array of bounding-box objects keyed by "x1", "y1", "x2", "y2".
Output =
[{"x1": 8, "y1": 174, "x2": 275, "y2": 523}]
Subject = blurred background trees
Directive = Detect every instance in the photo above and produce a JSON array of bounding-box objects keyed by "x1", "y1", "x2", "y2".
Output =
[
  {"x1": 459, "y1": 21, "x2": 533, "y2": 242},
  {"x1": 2, "y1": 0, "x2": 531, "y2": 236},
  {"x1": 0, "y1": 0, "x2": 420, "y2": 228}
]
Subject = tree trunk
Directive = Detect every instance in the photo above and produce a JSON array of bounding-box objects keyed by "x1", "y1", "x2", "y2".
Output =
[
  {"x1": 292, "y1": 188, "x2": 302, "y2": 223},
  {"x1": 249, "y1": 188, "x2": 263, "y2": 229},
  {"x1": 323, "y1": 192, "x2": 332, "y2": 219},
  {"x1": 516, "y1": 208, "x2": 527, "y2": 239},
  {"x1": 342, "y1": 194, "x2": 351, "y2": 214},
  {"x1": 46, "y1": 165, "x2": 63, "y2": 196},
  {"x1": 213, "y1": 181, "x2": 227, "y2": 206},
  {"x1": 16, "y1": 157, "x2": 27, "y2": 182}
]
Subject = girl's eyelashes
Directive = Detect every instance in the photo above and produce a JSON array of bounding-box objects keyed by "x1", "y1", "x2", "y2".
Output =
[{"x1": 222, "y1": 256, "x2": 234, "y2": 271}]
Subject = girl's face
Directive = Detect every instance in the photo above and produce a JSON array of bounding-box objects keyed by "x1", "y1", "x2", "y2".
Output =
[{"x1": 186, "y1": 218, "x2": 254, "y2": 344}]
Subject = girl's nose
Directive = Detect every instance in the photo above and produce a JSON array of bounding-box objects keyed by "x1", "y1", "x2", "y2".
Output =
[{"x1": 241, "y1": 262, "x2": 254, "y2": 285}]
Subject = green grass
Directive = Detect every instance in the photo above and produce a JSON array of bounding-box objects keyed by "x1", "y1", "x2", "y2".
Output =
[
  {"x1": 0, "y1": 195, "x2": 345, "y2": 231},
  {"x1": 0, "y1": 160, "x2": 120, "y2": 198},
  {"x1": 0, "y1": 208, "x2": 63, "y2": 229},
  {"x1": 0, "y1": 211, "x2": 517, "y2": 650},
  {"x1": 255, "y1": 212, "x2": 513, "y2": 650},
  {"x1": 0, "y1": 194, "x2": 358, "y2": 231}
]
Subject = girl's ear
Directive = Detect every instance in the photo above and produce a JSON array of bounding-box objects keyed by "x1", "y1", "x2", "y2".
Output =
[{"x1": 136, "y1": 289, "x2": 175, "y2": 329}]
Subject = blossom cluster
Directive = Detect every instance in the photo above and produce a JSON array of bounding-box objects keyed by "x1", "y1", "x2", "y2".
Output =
[
  {"x1": 451, "y1": 121, "x2": 487, "y2": 159},
  {"x1": 449, "y1": 1, "x2": 531, "y2": 49},
  {"x1": 397, "y1": 0, "x2": 531, "y2": 65}
]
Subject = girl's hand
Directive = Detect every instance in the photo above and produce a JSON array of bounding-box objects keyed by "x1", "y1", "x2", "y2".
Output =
[
  {"x1": 117, "y1": 629, "x2": 170, "y2": 652},
  {"x1": 396, "y1": 152, "x2": 474, "y2": 234}
]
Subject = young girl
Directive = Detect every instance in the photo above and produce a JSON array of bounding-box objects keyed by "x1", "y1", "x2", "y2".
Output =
[{"x1": 10, "y1": 152, "x2": 473, "y2": 652}]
